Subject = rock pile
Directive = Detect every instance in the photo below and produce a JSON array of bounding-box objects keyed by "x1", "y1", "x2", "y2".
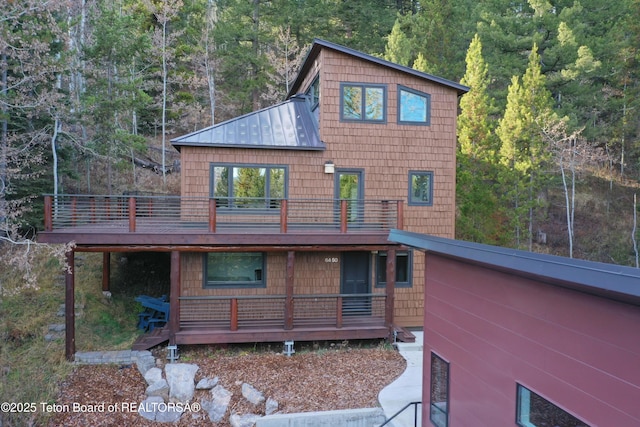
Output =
[{"x1": 136, "y1": 358, "x2": 279, "y2": 425}]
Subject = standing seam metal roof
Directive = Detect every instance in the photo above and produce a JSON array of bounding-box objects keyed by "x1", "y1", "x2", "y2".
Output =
[{"x1": 171, "y1": 96, "x2": 324, "y2": 151}]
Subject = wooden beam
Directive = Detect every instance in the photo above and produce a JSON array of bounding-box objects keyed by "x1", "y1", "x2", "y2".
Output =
[
  {"x1": 128, "y1": 197, "x2": 136, "y2": 232},
  {"x1": 102, "y1": 252, "x2": 110, "y2": 292},
  {"x1": 65, "y1": 250, "x2": 75, "y2": 361},
  {"x1": 336, "y1": 296, "x2": 343, "y2": 328},
  {"x1": 36, "y1": 231, "x2": 395, "y2": 247},
  {"x1": 175, "y1": 326, "x2": 389, "y2": 345},
  {"x1": 169, "y1": 251, "x2": 180, "y2": 345},
  {"x1": 284, "y1": 251, "x2": 294, "y2": 330},
  {"x1": 385, "y1": 249, "x2": 396, "y2": 330},
  {"x1": 61, "y1": 243, "x2": 405, "y2": 253}
]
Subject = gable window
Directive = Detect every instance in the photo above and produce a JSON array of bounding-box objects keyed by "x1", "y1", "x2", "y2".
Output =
[
  {"x1": 211, "y1": 164, "x2": 287, "y2": 209},
  {"x1": 305, "y1": 76, "x2": 320, "y2": 121},
  {"x1": 398, "y1": 85, "x2": 431, "y2": 125},
  {"x1": 375, "y1": 251, "x2": 412, "y2": 288},
  {"x1": 409, "y1": 171, "x2": 434, "y2": 206},
  {"x1": 204, "y1": 252, "x2": 265, "y2": 288},
  {"x1": 517, "y1": 384, "x2": 590, "y2": 427},
  {"x1": 430, "y1": 353, "x2": 450, "y2": 427},
  {"x1": 340, "y1": 83, "x2": 386, "y2": 122}
]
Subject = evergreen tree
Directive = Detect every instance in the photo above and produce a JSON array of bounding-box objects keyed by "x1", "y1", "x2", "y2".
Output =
[
  {"x1": 384, "y1": 20, "x2": 412, "y2": 66},
  {"x1": 82, "y1": 0, "x2": 152, "y2": 193},
  {"x1": 456, "y1": 34, "x2": 504, "y2": 244},
  {"x1": 458, "y1": 34, "x2": 494, "y2": 162},
  {"x1": 496, "y1": 44, "x2": 555, "y2": 250}
]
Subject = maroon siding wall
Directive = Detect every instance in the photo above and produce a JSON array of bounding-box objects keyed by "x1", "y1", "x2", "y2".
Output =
[{"x1": 422, "y1": 254, "x2": 640, "y2": 426}]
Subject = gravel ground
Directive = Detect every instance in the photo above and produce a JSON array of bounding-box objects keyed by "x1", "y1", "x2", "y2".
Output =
[{"x1": 48, "y1": 343, "x2": 406, "y2": 427}]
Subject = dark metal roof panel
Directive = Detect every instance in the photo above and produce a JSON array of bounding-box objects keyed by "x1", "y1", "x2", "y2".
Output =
[
  {"x1": 388, "y1": 230, "x2": 640, "y2": 307},
  {"x1": 171, "y1": 97, "x2": 324, "y2": 151},
  {"x1": 288, "y1": 38, "x2": 469, "y2": 98}
]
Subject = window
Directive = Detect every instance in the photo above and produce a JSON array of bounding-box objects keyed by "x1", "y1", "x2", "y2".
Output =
[
  {"x1": 340, "y1": 83, "x2": 386, "y2": 122},
  {"x1": 398, "y1": 85, "x2": 431, "y2": 125},
  {"x1": 430, "y1": 353, "x2": 449, "y2": 427},
  {"x1": 376, "y1": 251, "x2": 412, "y2": 288},
  {"x1": 305, "y1": 76, "x2": 320, "y2": 121},
  {"x1": 204, "y1": 252, "x2": 265, "y2": 288},
  {"x1": 210, "y1": 164, "x2": 287, "y2": 209},
  {"x1": 517, "y1": 384, "x2": 590, "y2": 427},
  {"x1": 409, "y1": 171, "x2": 434, "y2": 206}
]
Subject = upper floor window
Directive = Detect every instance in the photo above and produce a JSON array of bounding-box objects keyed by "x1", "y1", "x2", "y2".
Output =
[
  {"x1": 305, "y1": 76, "x2": 320, "y2": 121},
  {"x1": 430, "y1": 353, "x2": 450, "y2": 427},
  {"x1": 210, "y1": 163, "x2": 287, "y2": 209},
  {"x1": 398, "y1": 85, "x2": 430, "y2": 125},
  {"x1": 340, "y1": 83, "x2": 386, "y2": 123},
  {"x1": 409, "y1": 171, "x2": 434, "y2": 206},
  {"x1": 516, "y1": 384, "x2": 590, "y2": 427}
]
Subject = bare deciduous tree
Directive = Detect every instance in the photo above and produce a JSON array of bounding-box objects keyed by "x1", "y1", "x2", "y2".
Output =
[{"x1": 542, "y1": 118, "x2": 605, "y2": 258}]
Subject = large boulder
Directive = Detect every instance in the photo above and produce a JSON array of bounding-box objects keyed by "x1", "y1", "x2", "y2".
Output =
[
  {"x1": 146, "y1": 378, "x2": 170, "y2": 401},
  {"x1": 242, "y1": 383, "x2": 265, "y2": 405},
  {"x1": 196, "y1": 376, "x2": 219, "y2": 390},
  {"x1": 165, "y1": 363, "x2": 198, "y2": 402},
  {"x1": 201, "y1": 384, "x2": 232, "y2": 423},
  {"x1": 144, "y1": 367, "x2": 163, "y2": 386}
]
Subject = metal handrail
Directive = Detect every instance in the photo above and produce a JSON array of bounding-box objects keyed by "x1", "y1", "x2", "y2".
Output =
[
  {"x1": 379, "y1": 401, "x2": 422, "y2": 427},
  {"x1": 42, "y1": 194, "x2": 401, "y2": 233}
]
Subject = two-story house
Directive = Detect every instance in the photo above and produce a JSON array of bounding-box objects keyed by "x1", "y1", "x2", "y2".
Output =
[{"x1": 39, "y1": 39, "x2": 468, "y2": 360}]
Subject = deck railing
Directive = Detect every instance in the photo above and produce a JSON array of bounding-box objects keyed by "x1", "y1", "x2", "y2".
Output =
[
  {"x1": 43, "y1": 195, "x2": 403, "y2": 233},
  {"x1": 178, "y1": 293, "x2": 387, "y2": 331}
]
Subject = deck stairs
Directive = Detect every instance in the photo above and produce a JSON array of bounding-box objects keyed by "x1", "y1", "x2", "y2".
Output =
[
  {"x1": 393, "y1": 326, "x2": 416, "y2": 343},
  {"x1": 132, "y1": 327, "x2": 170, "y2": 350}
]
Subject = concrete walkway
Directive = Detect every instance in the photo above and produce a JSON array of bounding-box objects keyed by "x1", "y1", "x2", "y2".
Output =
[{"x1": 378, "y1": 331, "x2": 423, "y2": 427}]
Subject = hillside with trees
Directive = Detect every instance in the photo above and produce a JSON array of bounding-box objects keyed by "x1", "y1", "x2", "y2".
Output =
[{"x1": 1, "y1": 0, "x2": 639, "y2": 268}]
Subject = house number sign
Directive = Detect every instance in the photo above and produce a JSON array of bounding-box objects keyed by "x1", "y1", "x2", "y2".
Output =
[{"x1": 324, "y1": 257, "x2": 339, "y2": 263}]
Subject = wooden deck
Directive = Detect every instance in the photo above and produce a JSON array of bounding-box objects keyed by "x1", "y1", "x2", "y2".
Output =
[{"x1": 39, "y1": 194, "x2": 403, "y2": 247}]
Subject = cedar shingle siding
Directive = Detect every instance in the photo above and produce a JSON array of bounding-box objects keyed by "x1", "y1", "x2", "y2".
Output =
[{"x1": 178, "y1": 43, "x2": 462, "y2": 327}]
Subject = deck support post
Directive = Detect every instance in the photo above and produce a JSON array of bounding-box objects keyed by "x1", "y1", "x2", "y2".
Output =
[
  {"x1": 102, "y1": 252, "x2": 110, "y2": 292},
  {"x1": 396, "y1": 201, "x2": 404, "y2": 230},
  {"x1": 169, "y1": 251, "x2": 180, "y2": 346},
  {"x1": 285, "y1": 251, "x2": 294, "y2": 330},
  {"x1": 65, "y1": 249, "x2": 75, "y2": 361},
  {"x1": 385, "y1": 248, "x2": 396, "y2": 331},
  {"x1": 336, "y1": 296, "x2": 343, "y2": 328}
]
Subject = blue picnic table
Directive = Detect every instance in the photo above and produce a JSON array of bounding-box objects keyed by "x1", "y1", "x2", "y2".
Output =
[{"x1": 135, "y1": 295, "x2": 169, "y2": 331}]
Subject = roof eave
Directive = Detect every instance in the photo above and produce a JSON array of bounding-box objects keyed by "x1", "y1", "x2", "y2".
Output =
[
  {"x1": 388, "y1": 230, "x2": 640, "y2": 307},
  {"x1": 287, "y1": 38, "x2": 470, "y2": 98}
]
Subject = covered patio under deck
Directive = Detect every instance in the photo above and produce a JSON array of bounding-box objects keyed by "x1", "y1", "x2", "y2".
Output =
[{"x1": 58, "y1": 245, "x2": 409, "y2": 361}]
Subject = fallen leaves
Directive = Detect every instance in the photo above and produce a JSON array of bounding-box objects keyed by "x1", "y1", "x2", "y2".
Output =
[{"x1": 48, "y1": 344, "x2": 406, "y2": 427}]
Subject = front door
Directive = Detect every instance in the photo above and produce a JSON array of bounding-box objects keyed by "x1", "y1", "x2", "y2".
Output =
[{"x1": 341, "y1": 251, "x2": 371, "y2": 316}]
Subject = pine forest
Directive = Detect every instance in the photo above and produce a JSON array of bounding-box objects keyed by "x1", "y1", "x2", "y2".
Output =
[{"x1": 2, "y1": 0, "x2": 640, "y2": 266}]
